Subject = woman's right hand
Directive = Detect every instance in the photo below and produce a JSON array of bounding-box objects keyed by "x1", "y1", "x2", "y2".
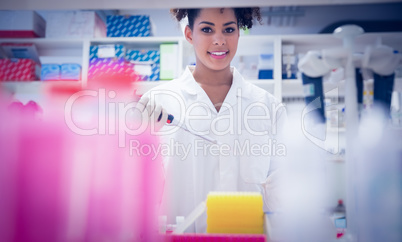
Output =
[{"x1": 135, "y1": 96, "x2": 168, "y2": 131}]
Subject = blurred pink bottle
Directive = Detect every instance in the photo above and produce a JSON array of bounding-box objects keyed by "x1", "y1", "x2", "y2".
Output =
[
  {"x1": 0, "y1": 77, "x2": 164, "y2": 241},
  {"x1": 0, "y1": 114, "x2": 72, "y2": 242}
]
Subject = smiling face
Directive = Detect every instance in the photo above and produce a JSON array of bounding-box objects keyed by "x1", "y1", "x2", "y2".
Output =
[{"x1": 185, "y1": 8, "x2": 239, "y2": 72}]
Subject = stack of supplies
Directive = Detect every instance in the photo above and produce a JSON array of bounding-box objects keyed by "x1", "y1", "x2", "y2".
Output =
[
  {"x1": 88, "y1": 44, "x2": 137, "y2": 82},
  {"x1": 0, "y1": 43, "x2": 41, "y2": 81},
  {"x1": 0, "y1": 59, "x2": 39, "y2": 81},
  {"x1": 106, "y1": 15, "x2": 152, "y2": 37},
  {"x1": 206, "y1": 192, "x2": 264, "y2": 234},
  {"x1": 41, "y1": 63, "x2": 81, "y2": 81}
]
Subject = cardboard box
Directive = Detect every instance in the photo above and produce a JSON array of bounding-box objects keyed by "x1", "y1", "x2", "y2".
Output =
[
  {"x1": 41, "y1": 63, "x2": 60, "y2": 81},
  {"x1": 0, "y1": 43, "x2": 41, "y2": 64},
  {"x1": 0, "y1": 10, "x2": 46, "y2": 38},
  {"x1": 46, "y1": 11, "x2": 106, "y2": 39},
  {"x1": 107, "y1": 15, "x2": 152, "y2": 37},
  {"x1": 0, "y1": 58, "x2": 40, "y2": 81},
  {"x1": 61, "y1": 63, "x2": 81, "y2": 81},
  {"x1": 126, "y1": 49, "x2": 160, "y2": 81},
  {"x1": 90, "y1": 44, "x2": 125, "y2": 59}
]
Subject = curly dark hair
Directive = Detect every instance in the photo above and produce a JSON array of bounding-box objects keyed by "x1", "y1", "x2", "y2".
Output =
[{"x1": 170, "y1": 7, "x2": 262, "y2": 30}]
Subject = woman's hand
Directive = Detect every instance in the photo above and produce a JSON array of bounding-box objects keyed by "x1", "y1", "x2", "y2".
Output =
[{"x1": 135, "y1": 96, "x2": 168, "y2": 132}]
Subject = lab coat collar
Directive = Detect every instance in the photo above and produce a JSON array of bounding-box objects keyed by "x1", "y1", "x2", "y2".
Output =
[
  {"x1": 180, "y1": 66, "x2": 198, "y2": 96},
  {"x1": 180, "y1": 65, "x2": 251, "y2": 101}
]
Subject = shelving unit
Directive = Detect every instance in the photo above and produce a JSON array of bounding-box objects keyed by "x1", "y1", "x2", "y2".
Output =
[
  {"x1": 1, "y1": 32, "x2": 401, "y2": 102},
  {"x1": 1, "y1": 4, "x2": 401, "y2": 240}
]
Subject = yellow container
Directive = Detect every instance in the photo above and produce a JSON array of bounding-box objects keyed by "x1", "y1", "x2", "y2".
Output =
[{"x1": 206, "y1": 192, "x2": 264, "y2": 234}]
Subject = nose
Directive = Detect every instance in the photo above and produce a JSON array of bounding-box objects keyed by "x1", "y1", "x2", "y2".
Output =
[{"x1": 213, "y1": 33, "x2": 226, "y2": 46}]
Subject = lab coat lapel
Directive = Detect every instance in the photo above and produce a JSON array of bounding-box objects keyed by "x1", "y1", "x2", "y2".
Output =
[
  {"x1": 179, "y1": 66, "x2": 197, "y2": 96},
  {"x1": 219, "y1": 67, "x2": 251, "y2": 115},
  {"x1": 180, "y1": 66, "x2": 217, "y2": 114},
  {"x1": 215, "y1": 68, "x2": 244, "y2": 191}
]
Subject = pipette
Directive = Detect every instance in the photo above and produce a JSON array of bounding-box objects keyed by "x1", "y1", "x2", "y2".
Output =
[{"x1": 159, "y1": 113, "x2": 218, "y2": 144}]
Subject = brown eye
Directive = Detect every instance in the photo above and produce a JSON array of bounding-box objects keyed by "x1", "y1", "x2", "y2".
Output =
[
  {"x1": 225, "y1": 27, "x2": 235, "y2": 33},
  {"x1": 201, "y1": 27, "x2": 212, "y2": 33}
]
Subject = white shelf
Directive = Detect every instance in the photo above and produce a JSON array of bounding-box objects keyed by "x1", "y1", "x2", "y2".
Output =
[
  {"x1": 272, "y1": 79, "x2": 346, "y2": 98},
  {"x1": 1, "y1": 32, "x2": 401, "y2": 101},
  {"x1": 0, "y1": 38, "x2": 84, "y2": 45},
  {"x1": 0, "y1": 38, "x2": 85, "y2": 56},
  {"x1": 1, "y1": 81, "x2": 81, "y2": 94},
  {"x1": 89, "y1": 36, "x2": 182, "y2": 43},
  {"x1": 89, "y1": 37, "x2": 183, "y2": 49}
]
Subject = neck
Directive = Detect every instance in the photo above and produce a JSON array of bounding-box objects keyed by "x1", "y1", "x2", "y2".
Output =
[{"x1": 192, "y1": 64, "x2": 233, "y2": 86}]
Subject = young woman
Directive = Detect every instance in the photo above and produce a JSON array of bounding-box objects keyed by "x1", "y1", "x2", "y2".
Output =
[{"x1": 137, "y1": 7, "x2": 286, "y2": 233}]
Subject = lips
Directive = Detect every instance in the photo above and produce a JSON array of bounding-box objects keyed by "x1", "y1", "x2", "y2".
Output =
[{"x1": 208, "y1": 51, "x2": 229, "y2": 59}]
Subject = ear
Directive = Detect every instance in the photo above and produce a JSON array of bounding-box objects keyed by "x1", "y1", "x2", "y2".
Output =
[{"x1": 184, "y1": 25, "x2": 193, "y2": 44}]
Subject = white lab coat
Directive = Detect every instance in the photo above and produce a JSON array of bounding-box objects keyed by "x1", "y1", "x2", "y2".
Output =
[{"x1": 142, "y1": 66, "x2": 286, "y2": 233}]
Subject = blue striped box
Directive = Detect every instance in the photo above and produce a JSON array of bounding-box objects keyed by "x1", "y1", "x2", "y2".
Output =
[
  {"x1": 138, "y1": 63, "x2": 159, "y2": 81},
  {"x1": 106, "y1": 15, "x2": 152, "y2": 37},
  {"x1": 88, "y1": 57, "x2": 126, "y2": 74},
  {"x1": 125, "y1": 49, "x2": 160, "y2": 81},
  {"x1": 88, "y1": 58, "x2": 138, "y2": 82},
  {"x1": 129, "y1": 63, "x2": 160, "y2": 81},
  {"x1": 125, "y1": 49, "x2": 160, "y2": 63},
  {"x1": 90, "y1": 44, "x2": 125, "y2": 59}
]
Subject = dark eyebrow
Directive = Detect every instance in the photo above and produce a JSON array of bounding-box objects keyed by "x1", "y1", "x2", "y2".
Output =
[
  {"x1": 223, "y1": 21, "x2": 236, "y2": 26},
  {"x1": 198, "y1": 21, "x2": 237, "y2": 26},
  {"x1": 199, "y1": 21, "x2": 214, "y2": 26}
]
